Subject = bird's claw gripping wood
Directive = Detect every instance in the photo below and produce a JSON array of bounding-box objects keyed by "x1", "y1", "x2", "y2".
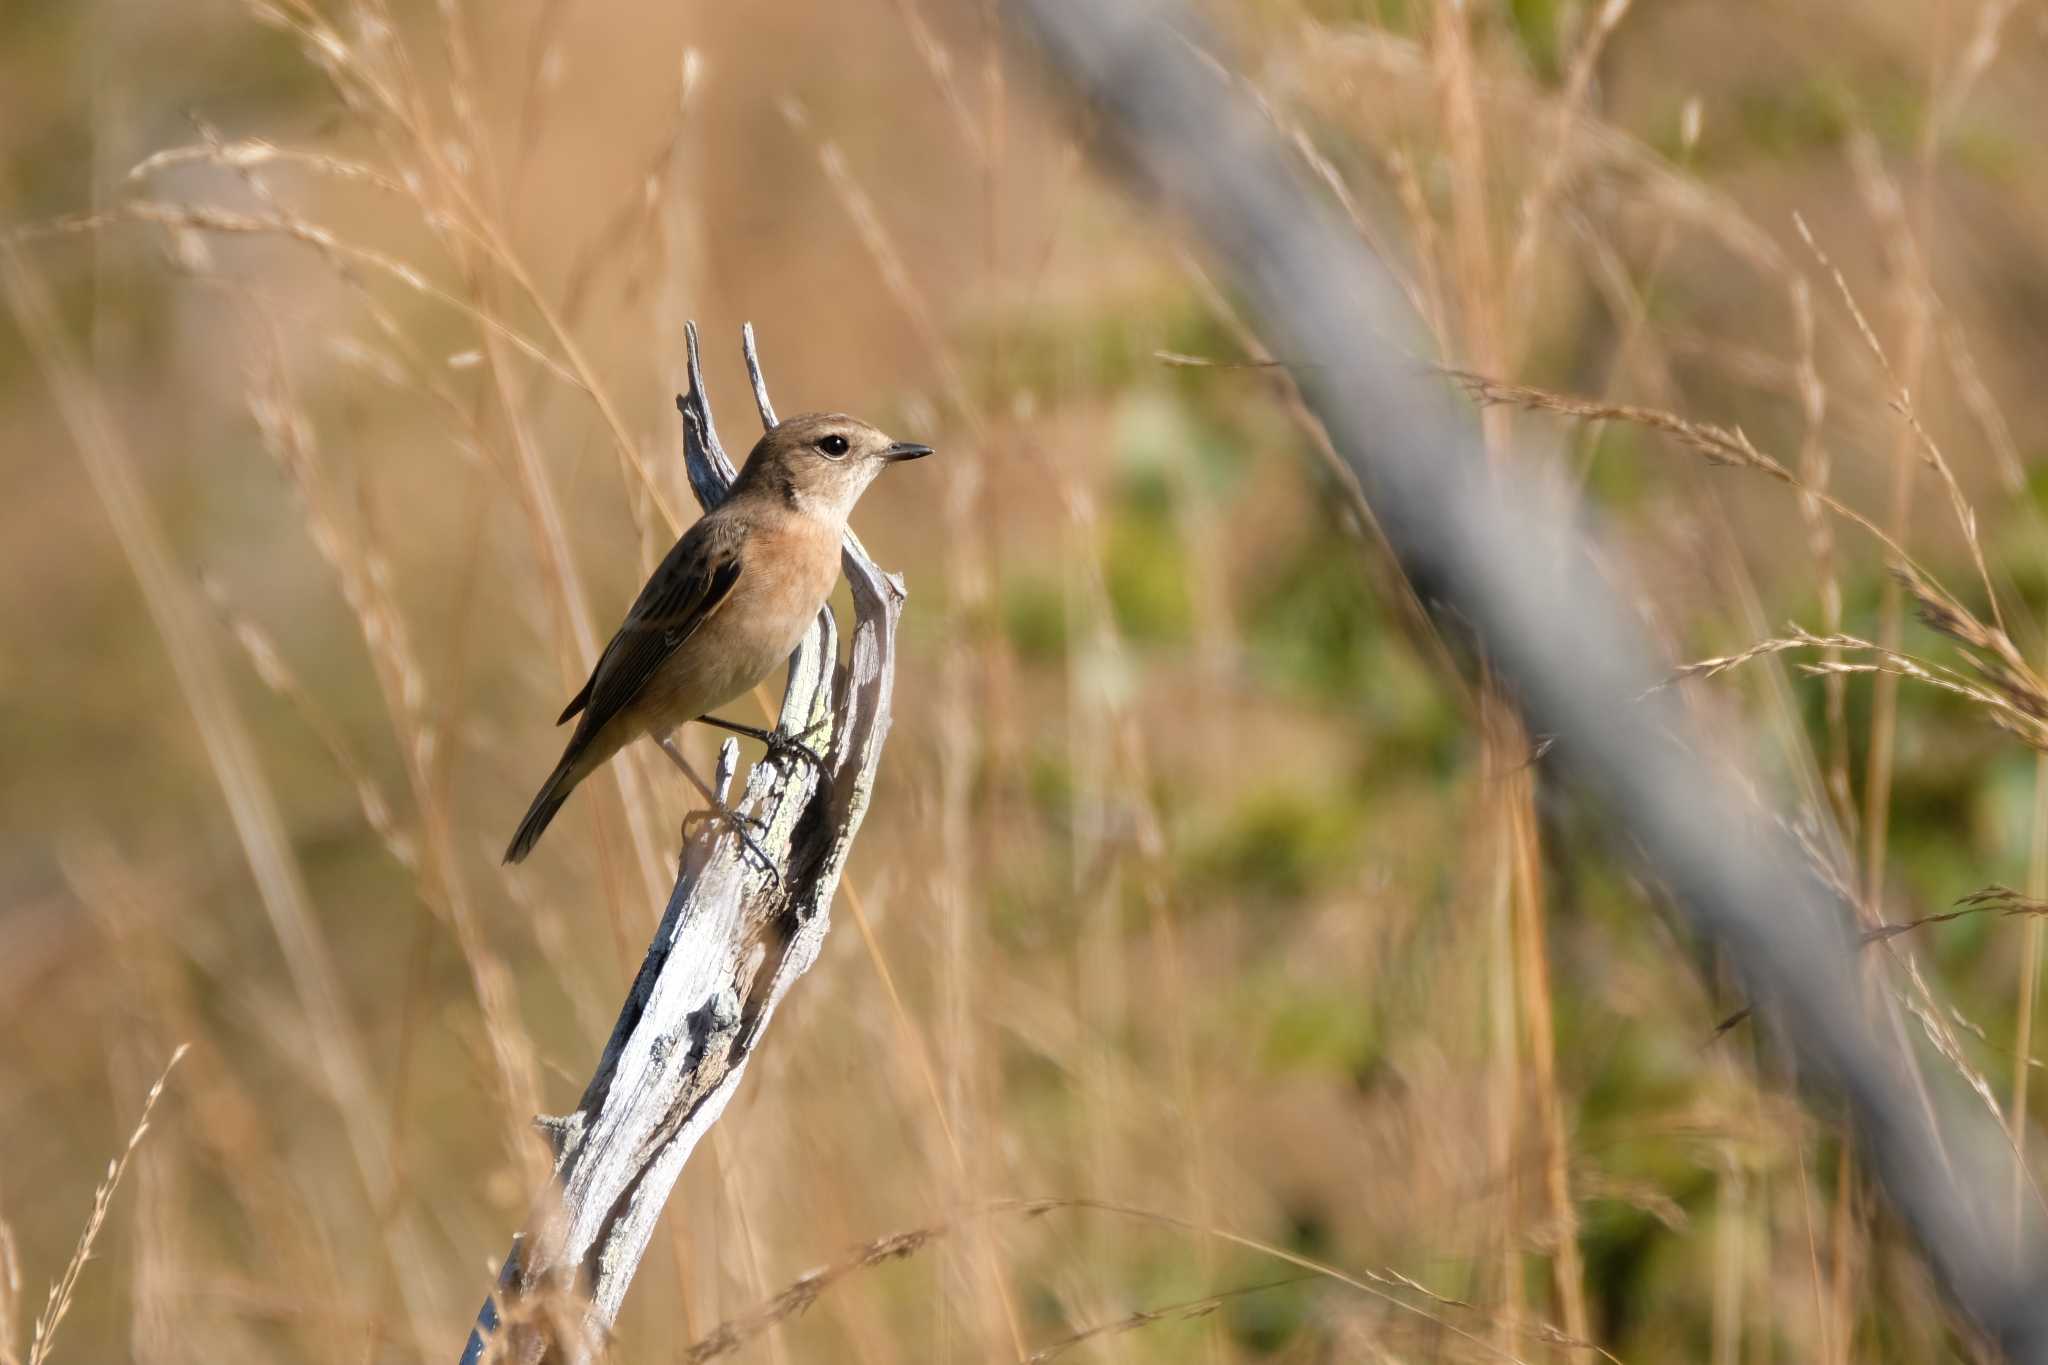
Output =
[
  {"x1": 678, "y1": 806, "x2": 780, "y2": 887},
  {"x1": 660, "y1": 735, "x2": 781, "y2": 888},
  {"x1": 696, "y1": 713, "x2": 832, "y2": 776}
]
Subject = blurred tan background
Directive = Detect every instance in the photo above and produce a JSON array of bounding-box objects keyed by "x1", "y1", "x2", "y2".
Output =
[{"x1": 7, "y1": 0, "x2": 2048, "y2": 1360}]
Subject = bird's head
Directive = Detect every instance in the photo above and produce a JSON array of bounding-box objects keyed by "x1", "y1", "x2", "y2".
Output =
[{"x1": 734, "y1": 412, "x2": 933, "y2": 522}]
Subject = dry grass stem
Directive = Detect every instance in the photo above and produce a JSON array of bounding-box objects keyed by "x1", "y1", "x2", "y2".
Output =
[
  {"x1": 1862, "y1": 886, "x2": 2048, "y2": 945},
  {"x1": 1672, "y1": 623, "x2": 2048, "y2": 752},
  {"x1": 1019, "y1": 1279, "x2": 1310, "y2": 1364},
  {"x1": 1450, "y1": 369, "x2": 1791, "y2": 481},
  {"x1": 25, "y1": 1046, "x2": 187, "y2": 1365}
]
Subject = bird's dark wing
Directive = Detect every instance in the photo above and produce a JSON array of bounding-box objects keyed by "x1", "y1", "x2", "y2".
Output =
[
  {"x1": 559, "y1": 514, "x2": 744, "y2": 740},
  {"x1": 555, "y1": 673, "x2": 594, "y2": 725}
]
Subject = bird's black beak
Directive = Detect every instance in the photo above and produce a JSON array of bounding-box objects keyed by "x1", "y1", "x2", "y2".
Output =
[{"x1": 883, "y1": 442, "x2": 934, "y2": 463}]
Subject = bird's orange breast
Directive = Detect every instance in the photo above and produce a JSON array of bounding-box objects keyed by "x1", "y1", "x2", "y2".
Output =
[{"x1": 625, "y1": 514, "x2": 842, "y2": 735}]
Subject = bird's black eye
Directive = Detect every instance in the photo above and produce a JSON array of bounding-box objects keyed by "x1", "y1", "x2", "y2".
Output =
[{"x1": 818, "y1": 434, "x2": 850, "y2": 458}]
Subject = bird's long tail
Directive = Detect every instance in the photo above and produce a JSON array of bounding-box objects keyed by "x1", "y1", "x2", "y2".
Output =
[{"x1": 504, "y1": 753, "x2": 581, "y2": 864}]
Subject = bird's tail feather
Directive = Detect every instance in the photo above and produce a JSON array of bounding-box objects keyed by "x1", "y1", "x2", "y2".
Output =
[{"x1": 504, "y1": 755, "x2": 580, "y2": 864}]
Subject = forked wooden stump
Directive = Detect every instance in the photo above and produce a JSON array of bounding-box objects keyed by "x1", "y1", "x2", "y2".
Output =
[{"x1": 461, "y1": 323, "x2": 906, "y2": 1365}]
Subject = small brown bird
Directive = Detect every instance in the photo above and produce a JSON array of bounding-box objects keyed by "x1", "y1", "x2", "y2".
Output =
[{"x1": 504, "y1": 412, "x2": 932, "y2": 863}]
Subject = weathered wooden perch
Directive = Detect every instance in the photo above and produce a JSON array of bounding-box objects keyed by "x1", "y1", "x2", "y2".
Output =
[{"x1": 460, "y1": 323, "x2": 908, "y2": 1364}]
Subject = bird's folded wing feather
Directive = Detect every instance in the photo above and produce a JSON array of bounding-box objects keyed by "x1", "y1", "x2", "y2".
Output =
[{"x1": 558, "y1": 515, "x2": 745, "y2": 738}]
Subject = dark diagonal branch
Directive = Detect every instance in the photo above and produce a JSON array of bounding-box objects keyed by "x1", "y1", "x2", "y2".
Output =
[
  {"x1": 460, "y1": 323, "x2": 907, "y2": 1364},
  {"x1": 1001, "y1": 1, "x2": 2048, "y2": 1356}
]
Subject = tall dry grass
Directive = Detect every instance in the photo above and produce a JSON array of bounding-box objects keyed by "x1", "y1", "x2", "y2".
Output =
[{"x1": 5, "y1": 0, "x2": 2048, "y2": 1361}]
